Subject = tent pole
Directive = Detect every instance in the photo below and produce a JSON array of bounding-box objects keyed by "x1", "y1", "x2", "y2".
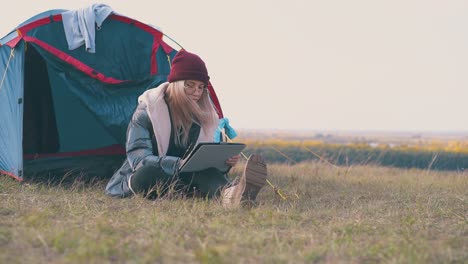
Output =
[{"x1": 162, "y1": 33, "x2": 184, "y2": 50}]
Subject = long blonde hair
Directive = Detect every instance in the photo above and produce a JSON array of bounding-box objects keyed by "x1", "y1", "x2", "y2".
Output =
[{"x1": 165, "y1": 81, "x2": 218, "y2": 147}]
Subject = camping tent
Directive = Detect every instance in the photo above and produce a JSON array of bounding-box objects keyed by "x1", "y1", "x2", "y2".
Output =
[{"x1": 0, "y1": 8, "x2": 224, "y2": 181}]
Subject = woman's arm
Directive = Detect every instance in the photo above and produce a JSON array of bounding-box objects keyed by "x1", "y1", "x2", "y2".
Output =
[
  {"x1": 126, "y1": 104, "x2": 154, "y2": 170},
  {"x1": 125, "y1": 104, "x2": 180, "y2": 175}
]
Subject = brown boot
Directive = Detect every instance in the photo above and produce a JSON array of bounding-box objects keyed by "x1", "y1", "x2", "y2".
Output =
[{"x1": 222, "y1": 154, "x2": 267, "y2": 208}]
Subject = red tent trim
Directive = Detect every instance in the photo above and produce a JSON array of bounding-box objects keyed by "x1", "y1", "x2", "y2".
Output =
[
  {"x1": 17, "y1": 14, "x2": 166, "y2": 40},
  {"x1": 23, "y1": 36, "x2": 125, "y2": 84},
  {"x1": 110, "y1": 15, "x2": 163, "y2": 38},
  {"x1": 17, "y1": 14, "x2": 63, "y2": 35},
  {"x1": 5, "y1": 36, "x2": 22, "y2": 48},
  {"x1": 160, "y1": 41, "x2": 174, "y2": 54},
  {"x1": 24, "y1": 144, "x2": 125, "y2": 160},
  {"x1": 151, "y1": 39, "x2": 160, "y2": 75},
  {"x1": 207, "y1": 82, "x2": 224, "y2": 118},
  {"x1": 0, "y1": 170, "x2": 23, "y2": 182}
]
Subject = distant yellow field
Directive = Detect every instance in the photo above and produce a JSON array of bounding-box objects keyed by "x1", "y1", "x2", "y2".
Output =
[
  {"x1": 240, "y1": 139, "x2": 468, "y2": 154},
  {"x1": 233, "y1": 131, "x2": 468, "y2": 171}
]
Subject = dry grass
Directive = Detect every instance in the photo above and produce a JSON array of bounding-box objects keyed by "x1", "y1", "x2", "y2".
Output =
[{"x1": 0, "y1": 162, "x2": 467, "y2": 263}]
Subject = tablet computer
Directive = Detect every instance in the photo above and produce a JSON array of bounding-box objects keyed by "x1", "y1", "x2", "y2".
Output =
[{"x1": 178, "y1": 142, "x2": 246, "y2": 173}]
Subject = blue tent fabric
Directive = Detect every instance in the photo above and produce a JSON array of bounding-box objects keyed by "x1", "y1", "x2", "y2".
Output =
[
  {"x1": 0, "y1": 43, "x2": 25, "y2": 179},
  {"x1": 0, "y1": 8, "x2": 190, "y2": 180}
]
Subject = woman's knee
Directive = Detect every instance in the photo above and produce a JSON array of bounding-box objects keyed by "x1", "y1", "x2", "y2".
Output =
[{"x1": 130, "y1": 165, "x2": 174, "y2": 197}]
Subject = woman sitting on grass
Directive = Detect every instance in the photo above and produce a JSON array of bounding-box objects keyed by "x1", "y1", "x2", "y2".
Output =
[{"x1": 105, "y1": 50, "x2": 267, "y2": 208}]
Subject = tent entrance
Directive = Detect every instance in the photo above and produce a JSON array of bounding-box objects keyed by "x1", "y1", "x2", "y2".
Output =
[
  {"x1": 20, "y1": 45, "x2": 125, "y2": 180},
  {"x1": 23, "y1": 45, "x2": 59, "y2": 155}
]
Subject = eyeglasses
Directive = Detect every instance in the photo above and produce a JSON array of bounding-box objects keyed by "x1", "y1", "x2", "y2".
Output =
[{"x1": 184, "y1": 81, "x2": 208, "y2": 95}]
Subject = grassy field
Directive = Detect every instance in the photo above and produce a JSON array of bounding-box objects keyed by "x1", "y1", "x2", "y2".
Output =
[{"x1": 1, "y1": 162, "x2": 467, "y2": 263}]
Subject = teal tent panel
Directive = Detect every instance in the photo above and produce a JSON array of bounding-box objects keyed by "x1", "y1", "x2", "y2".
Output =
[
  {"x1": 47, "y1": 67, "x2": 118, "y2": 152},
  {"x1": 0, "y1": 43, "x2": 25, "y2": 179},
  {"x1": 155, "y1": 47, "x2": 177, "y2": 77},
  {"x1": 30, "y1": 42, "x2": 168, "y2": 145},
  {"x1": 58, "y1": 71, "x2": 167, "y2": 145}
]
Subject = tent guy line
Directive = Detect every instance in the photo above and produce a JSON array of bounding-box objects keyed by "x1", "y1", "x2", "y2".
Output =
[{"x1": 0, "y1": 48, "x2": 15, "y2": 92}]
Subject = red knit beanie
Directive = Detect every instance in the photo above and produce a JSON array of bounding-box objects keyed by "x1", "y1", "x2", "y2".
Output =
[{"x1": 167, "y1": 50, "x2": 210, "y2": 84}]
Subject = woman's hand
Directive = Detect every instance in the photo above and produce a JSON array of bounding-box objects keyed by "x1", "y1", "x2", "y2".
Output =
[{"x1": 225, "y1": 154, "x2": 241, "y2": 166}]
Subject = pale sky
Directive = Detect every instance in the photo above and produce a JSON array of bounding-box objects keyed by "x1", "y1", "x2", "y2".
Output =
[{"x1": 2, "y1": 0, "x2": 468, "y2": 132}]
